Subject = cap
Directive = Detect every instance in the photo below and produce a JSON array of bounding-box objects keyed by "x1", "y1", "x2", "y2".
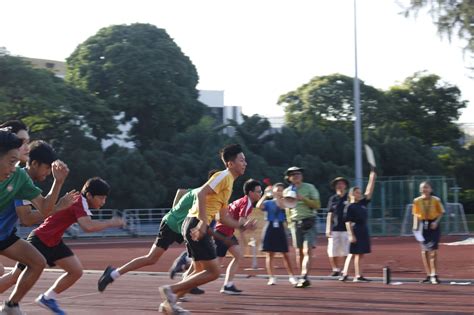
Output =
[{"x1": 330, "y1": 177, "x2": 350, "y2": 189}]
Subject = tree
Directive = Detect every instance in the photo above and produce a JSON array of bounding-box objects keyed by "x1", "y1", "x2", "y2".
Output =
[
  {"x1": 278, "y1": 73, "x2": 387, "y2": 132},
  {"x1": 66, "y1": 23, "x2": 206, "y2": 147},
  {"x1": 386, "y1": 72, "x2": 467, "y2": 146},
  {"x1": 0, "y1": 55, "x2": 117, "y2": 149}
]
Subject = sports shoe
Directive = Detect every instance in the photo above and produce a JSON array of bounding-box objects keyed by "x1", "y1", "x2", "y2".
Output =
[
  {"x1": 289, "y1": 276, "x2": 298, "y2": 285},
  {"x1": 189, "y1": 287, "x2": 205, "y2": 295},
  {"x1": 353, "y1": 276, "x2": 371, "y2": 283},
  {"x1": 430, "y1": 275, "x2": 440, "y2": 284},
  {"x1": 419, "y1": 276, "x2": 431, "y2": 284},
  {"x1": 338, "y1": 274, "x2": 348, "y2": 282},
  {"x1": 159, "y1": 301, "x2": 190, "y2": 314},
  {"x1": 220, "y1": 284, "x2": 243, "y2": 295},
  {"x1": 35, "y1": 294, "x2": 66, "y2": 314},
  {"x1": 0, "y1": 302, "x2": 27, "y2": 315},
  {"x1": 267, "y1": 276, "x2": 276, "y2": 285},
  {"x1": 98, "y1": 266, "x2": 115, "y2": 292},
  {"x1": 330, "y1": 271, "x2": 341, "y2": 277},
  {"x1": 169, "y1": 251, "x2": 189, "y2": 280},
  {"x1": 159, "y1": 285, "x2": 177, "y2": 304},
  {"x1": 295, "y1": 277, "x2": 311, "y2": 288}
]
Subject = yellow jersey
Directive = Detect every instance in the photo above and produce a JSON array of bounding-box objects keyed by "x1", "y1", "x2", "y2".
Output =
[
  {"x1": 412, "y1": 196, "x2": 445, "y2": 220},
  {"x1": 188, "y1": 169, "x2": 234, "y2": 222}
]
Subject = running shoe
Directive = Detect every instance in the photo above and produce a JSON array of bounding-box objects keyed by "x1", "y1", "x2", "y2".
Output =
[
  {"x1": 35, "y1": 294, "x2": 66, "y2": 315},
  {"x1": 430, "y1": 275, "x2": 440, "y2": 284},
  {"x1": 353, "y1": 276, "x2": 371, "y2": 283},
  {"x1": 159, "y1": 301, "x2": 190, "y2": 315},
  {"x1": 330, "y1": 271, "x2": 341, "y2": 277},
  {"x1": 419, "y1": 276, "x2": 431, "y2": 284},
  {"x1": 169, "y1": 252, "x2": 189, "y2": 280},
  {"x1": 338, "y1": 274, "x2": 348, "y2": 282},
  {"x1": 98, "y1": 266, "x2": 115, "y2": 292},
  {"x1": 0, "y1": 302, "x2": 27, "y2": 315},
  {"x1": 289, "y1": 276, "x2": 298, "y2": 285},
  {"x1": 267, "y1": 276, "x2": 276, "y2": 285},
  {"x1": 189, "y1": 287, "x2": 205, "y2": 295},
  {"x1": 220, "y1": 284, "x2": 243, "y2": 295},
  {"x1": 159, "y1": 285, "x2": 177, "y2": 304},
  {"x1": 295, "y1": 277, "x2": 311, "y2": 288}
]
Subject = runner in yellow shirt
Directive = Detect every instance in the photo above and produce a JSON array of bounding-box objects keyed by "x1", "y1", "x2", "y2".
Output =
[{"x1": 159, "y1": 144, "x2": 256, "y2": 314}]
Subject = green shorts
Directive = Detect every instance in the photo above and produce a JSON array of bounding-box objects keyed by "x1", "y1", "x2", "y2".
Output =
[{"x1": 291, "y1": 218, "x2": 317, "y2": 249}]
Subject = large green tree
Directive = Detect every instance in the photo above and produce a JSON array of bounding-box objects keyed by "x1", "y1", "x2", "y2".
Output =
[
  {"x1": 278, "y1": 73, "x2": 386, "y2": 132},
  {"x1": 66, "y1": 23, "x2": 206, "y2": 147},
  {"x1": 386, "y1": 72, "x2": 467, "y2": 146},
  {"x1": 0, "y1": 55, "x2": 117, "y2": 149}
]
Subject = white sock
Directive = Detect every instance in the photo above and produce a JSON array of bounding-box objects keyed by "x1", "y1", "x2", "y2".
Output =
[
  {"x1": 225, "y1": 281, "x2": 234, "y2": 287},
  {"x1": 333, "y1": 268, "x2": 340, "y2": 272},
  {"x1": 111, "y1": 269, "x2": 121, "y2": 280},
  {"x1": 43, "y1": 289, "x2": 57, "y2": 300}
]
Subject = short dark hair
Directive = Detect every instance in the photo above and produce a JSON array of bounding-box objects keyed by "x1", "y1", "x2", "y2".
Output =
[
  {"x1": 81, "y1": 177, "x2": 111, "y2": 197},
  {"x1": 220, "y1": 144, "x2": 243, "y2": 163},
  {"x1": 243, "y1": 179, "x2": 262, "y2": 195},
  {"x1": 0, "y1": 120, "x2": 28, "y2": 134},
  {"x1": 0, "y1": 130, "x2": 23, "y2": 157},
  {"x1": 29, "y1": 140, "x2": 57, "y2": 166}
]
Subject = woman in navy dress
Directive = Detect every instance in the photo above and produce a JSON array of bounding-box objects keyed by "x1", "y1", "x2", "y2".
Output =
[
  {"x1": 256, "y1": 183, "x2": 297, "y2": 286},
  {"x1": 339, "y1": 169, "x2": 376, "y2": 283}
]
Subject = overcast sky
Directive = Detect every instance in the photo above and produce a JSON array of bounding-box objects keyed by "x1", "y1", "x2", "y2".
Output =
[{"x1": 1, "y1": 0, "x2": 472, "y2": 122}]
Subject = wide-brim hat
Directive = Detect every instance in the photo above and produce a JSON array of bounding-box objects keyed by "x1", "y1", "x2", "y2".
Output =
[
  {"x1": 330, "y1": 177, "x2": 350, "y2": 189},
  {"x1": 285, "y1": 166, "x2": 304, "y2": 176}
]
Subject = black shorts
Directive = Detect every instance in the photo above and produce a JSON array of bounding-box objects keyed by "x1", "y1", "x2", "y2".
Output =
[
  {"x1": 421, "y1": 220, "x2": 441, "y2": 251},
  {"x1": 18, "y1": 232, "x2": 74, "y2": 270},
  {"x1": 155, "y1": 220, "x2": 184, "y2": 250},
  {"x1": 214, "y1": 231, "x2": 238, "y2": 257},
  {"x1": 0, "y1": 229, "x2": 20, "y2": 251},
  {"x1": 183, "y1": 217, "x2": 216, "y2": 262}
]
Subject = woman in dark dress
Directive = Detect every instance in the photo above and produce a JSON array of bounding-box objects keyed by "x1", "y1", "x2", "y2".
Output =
[
  {"x1": 339, "y1": 169, "x2": 376, "y2": 283},
  {"x1": 256, "y1": 183, "x2": 297, "y2": 286}
]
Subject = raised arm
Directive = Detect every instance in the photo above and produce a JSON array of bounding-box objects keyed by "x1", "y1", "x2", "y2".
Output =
[
  {"x1": 30, "y1": 160, "x2": 70, "y2": 216},
  {"x1": 255, "y1": 194, "x2": 268, "y2": 210},
  {"x1": 364, "y1": 170, "x2": 377, "y2": 200}
]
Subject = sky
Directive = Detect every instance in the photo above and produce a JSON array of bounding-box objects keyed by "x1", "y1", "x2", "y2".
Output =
[{"x1": 1, "y1": 0, "x2": 473, "y2": 123}]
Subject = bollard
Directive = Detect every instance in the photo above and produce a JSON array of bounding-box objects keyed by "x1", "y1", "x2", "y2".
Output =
[{"x1": 383, "y1": 266, "x2": 391, "y2": 284}]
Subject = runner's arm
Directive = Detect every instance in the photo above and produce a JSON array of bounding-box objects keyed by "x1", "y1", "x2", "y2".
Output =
[
  {"x1": 16, "y1": 205, "x2": 43, "y2": 226},
  {"x1": 30, "y1": 160, "x2": 69, "y2": 216},
  {"x1": 77, "y1": 216, "x2": 124, "y2": 233}
]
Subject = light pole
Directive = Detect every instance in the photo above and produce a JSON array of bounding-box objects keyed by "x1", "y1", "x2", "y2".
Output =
[{"x1": 353, "y1": 0, "x2": 363, "y2": 187}]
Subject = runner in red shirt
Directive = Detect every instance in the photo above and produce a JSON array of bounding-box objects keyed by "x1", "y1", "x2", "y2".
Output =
[
  {"x1": 215, "y1": 179, "x2": 262, "y2": 295},
  {"x1": 3, "y1": 177, "x2": 124, "y2": 315}
]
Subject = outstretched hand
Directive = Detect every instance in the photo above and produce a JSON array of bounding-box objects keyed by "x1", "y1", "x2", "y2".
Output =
[{"x1": 56, "y1": 190, "x2": 80, "y2": 211}]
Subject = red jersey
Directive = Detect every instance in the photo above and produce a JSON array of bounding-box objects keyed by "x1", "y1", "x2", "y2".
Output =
[
  {"x1": 215, "y1": 195, "x2": 253, "y2": 237},
  {"x1": 34, "y1": 196, "x2": 92, "y2": 247}
]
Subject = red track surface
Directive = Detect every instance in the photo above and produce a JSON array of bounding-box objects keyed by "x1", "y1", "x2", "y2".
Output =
[{"x1": 0, "y1": 235, "x2": 472, "y2": 314}]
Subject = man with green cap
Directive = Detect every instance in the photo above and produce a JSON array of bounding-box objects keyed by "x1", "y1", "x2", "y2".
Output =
[{"x1": 283, "y1": 166, "x2": 320, "y2": 288}]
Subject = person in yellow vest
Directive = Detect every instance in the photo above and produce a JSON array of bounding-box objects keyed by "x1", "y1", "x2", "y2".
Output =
[{"x1": 412, "y1": 181, "x2": 445, "y2": 285}]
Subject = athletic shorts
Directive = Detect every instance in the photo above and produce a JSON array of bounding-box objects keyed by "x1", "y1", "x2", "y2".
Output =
[
  {"x1": 182, "y1": 216, "x2": 216, "y2": 262},
  {"x1": 0, "y1": 229, "x2": 20, "y2": 251},
  {"x1": 327, "y1": 231, "x2": 349, "y2": 257},
  {"x1": 155, "y1": 220, "x2": 184, "y2": 250},
  {"x1": 291, "y1": 219, "x2": 317, "y2": 249},
  {"x1": 18, "y1": 232, "x2": 73, "y2": 270},
  {"x1": 214, "y1": 231, "x2": 238, "y2": 257}
]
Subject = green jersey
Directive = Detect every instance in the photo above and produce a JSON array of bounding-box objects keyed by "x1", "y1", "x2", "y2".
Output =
[
  {"x1": 0, "y1": 167, "x2": 42, "y2": 213},
  {"x1": 162, "y1": 188, "x2": 197, "y2": 234},
  {"x1": 285, "y1": 183, "x2": 320, "y2": 221}
]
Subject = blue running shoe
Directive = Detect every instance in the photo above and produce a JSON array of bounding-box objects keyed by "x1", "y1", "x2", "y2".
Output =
[{"x1": 35, "y1": 294, "x2": 66, "y2": 315}]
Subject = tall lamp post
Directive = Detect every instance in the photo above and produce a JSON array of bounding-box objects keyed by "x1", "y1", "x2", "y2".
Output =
[{"x1": 353, "y1": 0, "x2": 363, "y2": 187}]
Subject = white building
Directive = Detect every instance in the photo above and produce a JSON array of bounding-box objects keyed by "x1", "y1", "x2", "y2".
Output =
[{"x1": 198, "y1": 90, "x2": 243, "y2": 135}]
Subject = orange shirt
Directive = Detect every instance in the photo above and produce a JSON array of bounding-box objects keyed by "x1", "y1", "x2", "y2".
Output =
[{"x1": 412, "y1": 196, "x2": 444, "y2": 220}]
